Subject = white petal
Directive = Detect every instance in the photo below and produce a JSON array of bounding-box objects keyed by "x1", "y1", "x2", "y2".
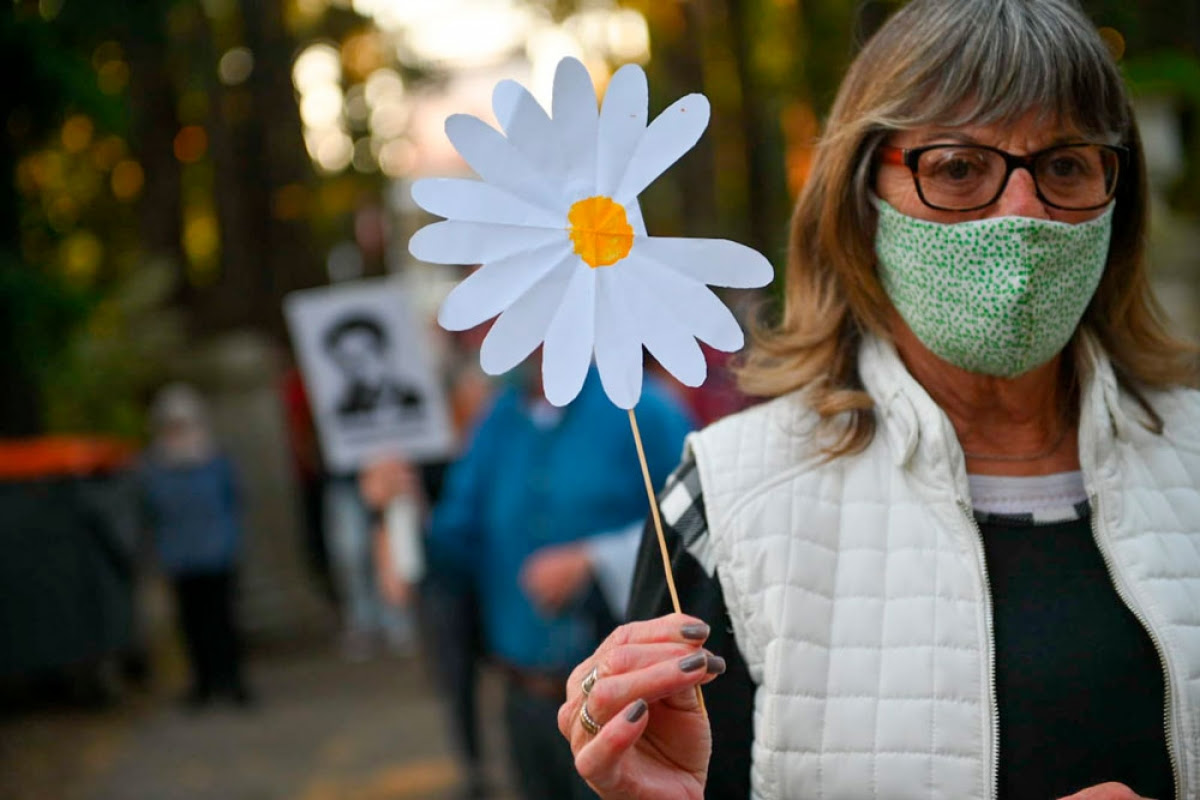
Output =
[
  {"x1": 621, "y1": 269, "x2": 707, "y2": 386},
  {"x1": 445, "y1": 114, "x2": 562, "y2": 211},
  {"x1": 623, "y1": 252, "x2": 744, "y2": 352},
  {"x1": 479, "y1": 260, "x2": 575, "y2": 375},
  {"x1": 614, "y1": 93, "x2": 710, "y2": 204},
  {"x1": 437, "y1": 240, "x2": 575, "y2": 331},
  {"x1": 593, "y1": 267, "x2": 644, "y2": 409},
  {"x1": 551, "y1": 57, "x2": 599, "y2": 197},
  {"x1": 635, "y1": 236, "x2": 774, "y2": 288},
  {"x1": 411, "y1": 178, "x2": 564, "y2": 228},
  {"x1": 492, "y1": 80, "x2": 568, "y2": 183},
  {"x1": 409, "y1": 220, "x2": 562, "y2": 266},
  {"x1": 541, "y1": 267, "x2": 596, "y2": 407},
  {"x1": 596, "y1": 63, "x2": 648, "y2": 197}
]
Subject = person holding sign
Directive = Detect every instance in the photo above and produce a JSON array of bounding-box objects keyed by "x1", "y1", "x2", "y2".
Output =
[{"x1": 552, "y1": 1, "x2": 1200, "y2": 799}]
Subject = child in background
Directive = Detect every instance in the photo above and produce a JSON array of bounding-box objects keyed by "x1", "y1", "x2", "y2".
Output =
[{"x1": 139, "y1": 383, "x2": 251, "y2": 709}]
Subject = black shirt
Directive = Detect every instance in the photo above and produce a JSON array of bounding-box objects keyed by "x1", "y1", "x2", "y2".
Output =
[{"x1": 981, "y1": 511, "x2": 1174, "y2": 800}]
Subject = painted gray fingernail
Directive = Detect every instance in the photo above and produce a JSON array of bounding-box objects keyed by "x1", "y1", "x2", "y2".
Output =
[
  {"x1": 679, "y1": 652, "x2": 706, "y2": 672},
  {"x1": 706, "y1": 654, "x2": 727, "y2": 675},
  {"x1": 626, "y1": 699, "x2": 648, "y2": 723},
  {"x1": 681, "y1": 623, "x2": 710, "y2": 641}
]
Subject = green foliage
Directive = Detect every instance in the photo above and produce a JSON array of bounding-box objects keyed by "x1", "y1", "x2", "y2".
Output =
[
  {"x1": 41, "y1": 260, "x2": 184, "y2": 438},
  {"x1": 1124, "y1": 50, "x2": 1200, "y2": 106},
  {"x1": 1, "y1": 3, "x2": 169, "y2": 435}
]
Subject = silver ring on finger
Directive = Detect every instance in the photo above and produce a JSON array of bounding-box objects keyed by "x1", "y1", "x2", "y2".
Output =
[
  {"x1": 580, "y1": 700, "x2": 602, "y2": 736},
  {"x1": 581, "y1": 665, "x2": 598, "y2": 697}
]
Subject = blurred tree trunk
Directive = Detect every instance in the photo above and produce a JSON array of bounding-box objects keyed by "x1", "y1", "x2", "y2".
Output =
[
  {"x1": 122, "y1": 4, "x2": 189, "y2": 304},
  {"x1": 722, "y1": 0, "x2": 789, "y2": 260},
  {"x1": 192, "y1": 0, "x2": 320, "y2": 340},
  {"x1": 794, "y1": 0, "x2": 861, "y2": 116},
  {"x1": 0, "y1": 19, "x2": 40, "y2": 436},
  {"x1": 194, "y1": 9, "x2": 262, "y2": 334},
  {"x1": 242, "y1": 0, "x2": 323, "y2": 334},
  {"x1": 669, "y1": 2, "x2": 718, "y2": 238}
]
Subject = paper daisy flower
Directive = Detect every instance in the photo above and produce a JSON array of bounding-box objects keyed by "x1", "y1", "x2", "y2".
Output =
[{"x1": 408, "y1": 57, "x2": 774, "y2": 409}]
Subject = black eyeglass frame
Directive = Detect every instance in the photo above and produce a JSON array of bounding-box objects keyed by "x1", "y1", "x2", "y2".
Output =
[{"x1": 876, "y1": 142, "x2": 1129, "y2": 212}]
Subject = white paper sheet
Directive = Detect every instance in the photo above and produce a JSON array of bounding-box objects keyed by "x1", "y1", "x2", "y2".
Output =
[
  {"x1": 593, "y1": 268, "x2": 645, "y2": 409},
  {"x1": 541, "y1": 266, "x2": 597, "y2": 406},
  {"x1": 437, "y1": 239, "x2": 574, "y2": 331},
  {"x1": 615, "y1": 94, "x2": 710, "y2": 204},
  {"x1": 493, "y1": 79, "x2": 568, "y2": 181},
  {"x1": 479, "y1": 262, "x2": 575, "y2": 375},
  {"x1": 596, "y1": 63, "x2": 649, "y2": 197},
  {"x1": 408, "y1": 219, "x2": 561, "y2": 266},
  {"x1": 445, "y1": 113, "x2": 564, "y2": 211},
  {"x1": 551, "y1": 57, "x2": 599, "y2": 199},
  {"x1": 411, "y1": 178, "x2": 563, "y2": 229},
  {"x1": 636, "y1": 236, "x2": 775, "y2": 288}
]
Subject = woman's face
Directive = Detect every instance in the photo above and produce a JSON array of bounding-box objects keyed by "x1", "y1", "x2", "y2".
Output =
[{"x1": 874, "y1": 110, "x2": 1112, "y2": 225}]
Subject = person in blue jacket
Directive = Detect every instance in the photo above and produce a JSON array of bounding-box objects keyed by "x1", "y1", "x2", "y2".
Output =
[
  {"x1": 139, "y1": 383, "x2": 251, "y2": 709},
  {"x1": 429, "y1": 356, "x2": 693, "y2": 800}
]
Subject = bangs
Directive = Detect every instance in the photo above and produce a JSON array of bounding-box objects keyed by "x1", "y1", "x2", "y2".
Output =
[{"x1": 874, "y1": 0, "x2": 1129, "y2": 140}]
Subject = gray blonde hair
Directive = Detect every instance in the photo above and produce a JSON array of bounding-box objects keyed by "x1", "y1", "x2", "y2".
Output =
[{"x1": 739, "y1": 0, "x2": 1196, "y2": 456}]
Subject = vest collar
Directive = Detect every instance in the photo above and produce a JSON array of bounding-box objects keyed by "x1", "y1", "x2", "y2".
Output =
[{"x1": 858, "y1": 329, "x2": 1131, "y2": 478}]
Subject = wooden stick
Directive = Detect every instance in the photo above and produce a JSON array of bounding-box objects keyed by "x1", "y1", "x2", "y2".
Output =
[{"x1": 627, "y1": 407, "x2": 707, "y2": 714}]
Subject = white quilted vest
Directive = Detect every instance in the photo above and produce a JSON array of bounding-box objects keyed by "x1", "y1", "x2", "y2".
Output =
[{"x1": 690, "y1": 334, "x2": 1200, "y2": 800}]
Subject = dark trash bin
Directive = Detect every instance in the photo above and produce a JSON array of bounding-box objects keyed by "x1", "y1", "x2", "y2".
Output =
[{"x1": 0, "y1": 438, "x2": 139, "y2": 687}]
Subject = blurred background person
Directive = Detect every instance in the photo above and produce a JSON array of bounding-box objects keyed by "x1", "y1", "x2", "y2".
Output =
[
  {"x1": 137, "y1": 383, "x2": 251, "y2": 709},
  {"x1": 428, "y1": 354, "x2": 694, "y2": 800},
  {"x1": 324, "y1": 461, "x2": 414, "y2": 661},
  {"x1": 359, "y1": 322, "x2": 495, "y2": 800}
]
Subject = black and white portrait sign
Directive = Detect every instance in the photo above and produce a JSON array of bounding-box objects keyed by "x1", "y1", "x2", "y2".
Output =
[{"x1": 285, "y1": 280, "x2": 454, "y2": 472}]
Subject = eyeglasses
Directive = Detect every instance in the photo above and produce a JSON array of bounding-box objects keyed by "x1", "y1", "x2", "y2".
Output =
[{"x1": 876, "y1": 142, "x2": 1127, "y2": 212}]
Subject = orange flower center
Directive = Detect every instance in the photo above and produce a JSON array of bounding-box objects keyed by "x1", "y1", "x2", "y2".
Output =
[{"x1": 567, "y1": 196, "x2": 634, "y2": 268}]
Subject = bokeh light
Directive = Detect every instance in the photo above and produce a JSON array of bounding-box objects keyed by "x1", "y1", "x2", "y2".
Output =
[
  {"x1": 314, "y1": 131, "x2": 354, "y2": 173},
  {"x1": 344, "y1": 85, "x2": 370, "y2": 124},
  {"x1": 183, "y1": 210, "x2": 220, "y2": 272},
  {"x1": 1098, "y1": 27, "x2": 1126, "y2": 62},
  {"x1": 377, "y1": 138, "x2": 415, "y2": 178},
  {"x1": 60, "y1": 231, "x2": 103, "y2": 285},
  {"x1": 218, "y1": 47, "x2": 255, "y2": 85},
  {"x1": 111, "y1": 160, "x2": 145, "y2": 201},
  {"x1": 173, "y1": 126, "x2": 209, "y2": 164},
  {"x1": 300, "y1": 84, "x2": 345, "y2": 128},
  {"x1": 292, "y1": 43, "x2": 341, "y2": 93},
  {"x1": 341, "y1": 30, "x2": 388, "y2": 81},
  {"x1": 291, "y1": 3, "x2": 651, "y2": 177},
  {"x1": 61, "y1": 116, "x2": 94, "y2": 154},
  {"x1": 351, "y1": 138, "x2": 378, "y2": 173},
  {"x1": 97, "y1": 60, "x2": 130, "y2": 95},
  {"x1": 91, "y1": 135, "x2": 127, "y2": 171}
]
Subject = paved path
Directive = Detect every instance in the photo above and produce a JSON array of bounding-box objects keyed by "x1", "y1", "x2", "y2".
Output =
[{"x1": 1, "y1": 646, "x2": 518, "y2": 800}]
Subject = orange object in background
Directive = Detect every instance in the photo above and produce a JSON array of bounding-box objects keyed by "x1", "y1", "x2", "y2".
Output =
[{"x1": 0, "y1": 436, "x2": 137, "y2": 479}]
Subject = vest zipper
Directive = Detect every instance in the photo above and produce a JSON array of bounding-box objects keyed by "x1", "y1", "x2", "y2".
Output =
[
  {"x1": 1087, "y1": 491, "x2": 1182, "y2": 799},
  {"x1": 959, "y1": 500, "x2": 999, "y2": 800}
]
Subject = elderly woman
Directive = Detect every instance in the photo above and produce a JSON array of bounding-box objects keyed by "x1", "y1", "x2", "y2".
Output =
[{"x1": 556, "y1": 1, "x2": 1200, "y2": 798}]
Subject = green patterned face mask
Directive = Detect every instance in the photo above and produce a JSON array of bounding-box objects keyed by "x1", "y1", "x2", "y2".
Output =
[{"x1": 874, "y1": 198, "x2": 1114, "y2": 377}]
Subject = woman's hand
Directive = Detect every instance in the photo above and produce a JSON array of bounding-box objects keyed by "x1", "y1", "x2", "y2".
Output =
[
  {"x1": 558, "y1": 613, "x2": 725, "y2": 800},
  {"x1": 1058, "y1": 783, "x2": 1151, "y2": 800}
]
